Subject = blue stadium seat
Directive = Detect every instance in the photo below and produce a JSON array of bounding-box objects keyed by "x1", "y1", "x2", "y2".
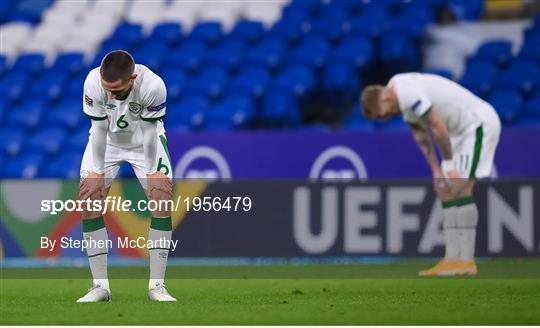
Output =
[
  {"x1": 379, "y1": 32, "x2": 420, "y2": 71},
  {"x1": 0, "y1": 127, "x2": 26, "y2": 156},
  {"x1": 51, "y1": 52, "x2": 86, "y2": 76},
  {"x1": 230, "y1": 21, "x2": 265, "y2": 44},
  {"x1": 149, "y1": 22, "x2": 183, "y2": 46},
  {"x1": 519, "y1": 39, "x2": 540, "y2": 63},
  {"x1": 206, "y1": 95, "x2": 255, "y2": 130},
  {"x1": 3, "y1": 153, "x2": 45, "y2": 178},
  {"x1": 493, "y1": 60, "x2": 539, "y2": 95},
  {"x1": 163, "y1": 40, "x2": 206, "y2": 73},
  {"x1": 65, "y1": 129, "x2": 89, "y2": 153},
  {"x1": 98, "y1": 39, "x2": 132, "y2": 60},
  {"x1": 460, "y1": 59, "x2": 498, "y2": 97},
  {"x1": 15, "y1": 0, "x2": 53, "y2": 16},
  {"x1": 270, "y1": 65, "x2": 317, "y2": 98},
  {"x1": 205, "y1": 39, "x2": 246, "y2": 71},
  {"x1": 26, "y1": 127, "x2": 67, "y2": 156},
  {"x1": 0, "y1": 99, "x2": 6, "y2": 125},
  {"x1": 330, "y1": 36, "x2": 374, "y2": 72},
  {"x1": 281, "y1": 3, "x2": 310, "y2": 23},
  {"x1": 110, "y1": 22, "x2": 144, "y2": 48},
  {"x1": 46, "y1": 100, "x2": 84, "y2": 130},
  {"x1": 161, "y1": 69, "x2": 187, "y2": 103},
  {"x1": 228, "y1": 66, "x2": 270, "y2": 99},
  {"x1": 345, "y1": 14, "x2": 389, "y2": 40},
  {"x1": 389, "y1": 4, "x2": 434, "y2": 38},
  {"x1": 0, "y1": 0, "x2": 17, "y2": 23},
  {"x1": 328, "y1": 0, "x2": 363, "y2": 16},
  {"x1": 12, "y1": 53, "x2": 45, "y2": 76},
  {"x1": 42, "y1": 153, "x2": 82, "y2": 179},
  {"x1": 0, "y1": 71, "x2": 29, "y2": 102},
  {"x1": 448, "y1": 0, "x2": 484, "y2": 21},
  {"x1": 488, "y1": 90, "x2": 523, "y2": 124},
  {"x1": 269, "y1": 19, "x2": 305, "y2": 45},
  {"x1": 68, "y1": 73, "x2": 87, "y2": 99},
  {"x1": 344, "y1": 105, "x2": 374, "y2": 131},
  {"x1": 166, "y1": 96, "x2": 208, "y2": 130},
  {"x1": 474, "y1": 40, "x2": 513, "y2": 67},
  {"x1": 522, "y1": 92, "x2": 540, "y2": 120},
  {"x1": 8, "y1": 100, "x2": 46, "y2": 130},
  {"x1": 132, "y1": 41, "x2": 168, "y2": 72},
  {"x1": 306, "y1": 6, "x2": 348, "y2": 42},
  {"x1": 360, "y1": 3, "x2": 391, "y2": 21},
  {"x1": 185, "y1": 67, "x2": 228, "y2": 99},
  {"x1": 288, "y1": 36, "x2": 330, "y2": 68},
  {"x1": 262, "y1": 91, "x2": 301, "y2": 127},
  {"x1": 247, "y1": 38, "x2": 287, "y2": 70},
  {"x1": 287, "y1": 0, "x2": 325, "y2": 17},
  {"x1": 190, "y1": 21, "x2": 223, "y2": 45},
  {"x1": 29, "y1": 71, "x2": 67, "y2": 102},
  {"x1": 0, "y1": 54, "x2": 6, "y2": 77},
  {"x1": 323, "y1": 62, "x2": 360, "y2": 111}
]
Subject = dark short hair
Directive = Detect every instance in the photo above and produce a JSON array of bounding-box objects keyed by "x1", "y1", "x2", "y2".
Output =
[
  {"x1": 100, "y1": 50, "x2": 135, "y2": 83},
  {"x1": 360, "y1": 85, "x2": 384, "y2": 120}
]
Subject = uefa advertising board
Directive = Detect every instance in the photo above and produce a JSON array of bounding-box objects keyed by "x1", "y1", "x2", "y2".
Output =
[{"x1": 0, "y1": 180, "x2": 538, "y2": 259}]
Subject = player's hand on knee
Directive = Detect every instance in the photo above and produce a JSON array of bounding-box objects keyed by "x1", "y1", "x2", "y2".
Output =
[
  {"x1": 147, "y1": 171, "x2": 173, "y2": 200},
  {"x1": 79, "y1": 172, "x2": 106, "y2": 200}
]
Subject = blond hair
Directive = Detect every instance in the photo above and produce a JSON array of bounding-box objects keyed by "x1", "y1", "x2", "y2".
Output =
[{"x1": 360, "y1": 85, "x2": 384, "y2": 120}]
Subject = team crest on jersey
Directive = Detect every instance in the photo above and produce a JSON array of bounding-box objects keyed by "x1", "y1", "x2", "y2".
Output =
[{"x1": 129, "y1": 102, "x2": 142, "y2": 114}]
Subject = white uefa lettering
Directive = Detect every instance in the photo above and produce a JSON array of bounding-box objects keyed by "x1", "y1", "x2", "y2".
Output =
[
  {"x1": 344, "y1": 187, "x2": 382, "y2": 253},
  {"x1": 293, "y1": 187, "x2": 338, "y2": 254},
  {"x1": 488, "y1": 186, "x2": 534, "y2": 253}
]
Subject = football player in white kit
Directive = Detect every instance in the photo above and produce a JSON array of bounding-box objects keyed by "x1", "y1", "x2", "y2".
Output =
[
  {"x1": 361, "y1": 73, "x2": 501, "y2": 276},
  {"x1": 77, "y1": 50, "x2": 176, "y2": 302}
]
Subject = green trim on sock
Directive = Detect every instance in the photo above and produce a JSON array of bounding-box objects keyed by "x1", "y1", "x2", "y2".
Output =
[
  {"x1": 82, "y1": 216, "x2": 105, "y2": 232},
  {"x1": 150, "y1": 216, "x2": 172, "y2": 231},
  {"x1": 88, "y1": 252, "x2": 108, "y2": 258},
  {"x1": 442, "y1": 197, "x2": 475, "y2": 209}
]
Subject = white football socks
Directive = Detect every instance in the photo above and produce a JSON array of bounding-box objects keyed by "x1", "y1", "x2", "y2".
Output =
[
  {"x1": 456, "y1": 202, "x2": 478, "y2": 261},
  {"x1": 148, "y1": 217, "x2": 172, "y2": 289},
  {"x1": 82, "y1": 216, "x2": 110, "y2": 291},
  {"x1": 442, "y1": 205, "x2": 460, "y2": 260},
  {"x1": 442, "y1": 197, "x2": 477, "y2": 262}
]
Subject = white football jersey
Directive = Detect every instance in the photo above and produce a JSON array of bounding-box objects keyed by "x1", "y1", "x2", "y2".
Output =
[
  {"x1": 388, "y1": 73, "x2": 496, "y2": 136},
  {"x1": 83, "y1": 64, "x2": 166, "y2": 149}
]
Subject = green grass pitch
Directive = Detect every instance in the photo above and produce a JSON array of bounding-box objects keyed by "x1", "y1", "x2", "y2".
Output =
[{"x1": 1, "y1": 259, "x2": 539, "y2": 325}]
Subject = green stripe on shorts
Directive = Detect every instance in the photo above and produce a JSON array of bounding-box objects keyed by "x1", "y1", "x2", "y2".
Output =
[{"x1": 469, "y1": 125, "x2": 484, "y2": 180}]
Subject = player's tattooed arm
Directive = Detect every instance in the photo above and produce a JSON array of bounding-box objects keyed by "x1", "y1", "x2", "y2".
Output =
[
  {"x1": 409, "y1": 122, "x2": 440, "y2": 176},
  {"x1": 425, "y1": 110, "x2": 453, "y2": 160}
]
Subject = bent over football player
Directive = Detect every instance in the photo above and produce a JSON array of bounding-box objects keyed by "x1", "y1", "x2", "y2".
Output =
[
  {"x1": 361, "y1": 72, "x2": 501, "y2": 276},
  {"x1": 77, "y1": 50, "x2": 175, "y2": 301}
]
